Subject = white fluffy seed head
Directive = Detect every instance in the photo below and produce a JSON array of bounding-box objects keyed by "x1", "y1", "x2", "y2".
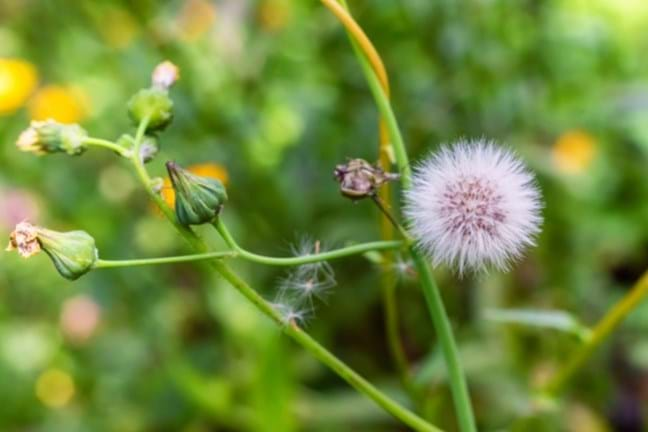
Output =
[{"x1": 404, "y1": 139, "x2": 543, "y2": 274}]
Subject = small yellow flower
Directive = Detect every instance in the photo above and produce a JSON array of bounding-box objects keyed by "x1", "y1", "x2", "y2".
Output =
[
  {"x1": 161, "y1": 163, "x2": 229, "y2": 209},
  {"x1": 99, "y1": 7, "x2": 139, "y2": 49},
  {"x1": 29, "y1": 85, "x2": 88, "y2": 123},
  {"x1": 176, "y1": 0, "x2": 217, "y2": 41},
  {"x1": 0, "y1": 58, "x2": 38, "y2": 114},
  {"x1": 552, "y1": 130, "x2": 596, "y2": 174},
  {"x1": 258, "y1": 0, "x2": 292, "y2": 32},
  {"x1": 35, "y1": 368, "x2": 75, "y2": 408}
]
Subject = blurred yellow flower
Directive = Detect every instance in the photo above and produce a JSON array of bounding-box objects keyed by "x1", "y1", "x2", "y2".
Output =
[
  {"x1": 99, "y1": 7, "x2": 139, "y2": 49},
  {"x1": 258, "y1": 0, "x2": 293, "y2": 32},
  {"x1": 177, "y1": 0, "x2": 217, "y2": 41},
  {"x1": 29, "y1": 85, "x2": 88, "y2": 123},
  {"x1": 552, "y1": 130, "x2": 596, "y2": 174},
  {"x1": 566, "y1": 403, "x2": 608, "y2": 432},
  {"x1": 35, "y1": 368, "x2": 75, "y2": 408},
  {"x1": 0, "y1": 58, "x2": 38, "y2": 114},
  {"x1": 161, "y1": 163, "x2": 229, "y2": 209}
]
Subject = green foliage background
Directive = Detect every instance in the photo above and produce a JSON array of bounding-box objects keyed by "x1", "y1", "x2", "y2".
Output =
[{"x1": 1, "y1": 0, "x2": 648, "y2": 431}]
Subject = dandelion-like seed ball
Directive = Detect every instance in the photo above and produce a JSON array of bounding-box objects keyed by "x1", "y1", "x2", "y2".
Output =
[{"x1": 404, "y1": 139, "x2": 542, "y2": 273}]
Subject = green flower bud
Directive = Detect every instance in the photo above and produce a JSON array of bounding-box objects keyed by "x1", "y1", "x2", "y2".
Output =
[
  {"x1": 166, "y1": 161, "x2": 228, "y2": 226},
  {"x1": 7, "y1": 222, "x2": 98, "y2": 281},
  {"x1": 17, "y1": 120, "x2": 88, "y2": 156},
  {"x1": 127, "y1": 88, "x2": 173, "y2": 132}
]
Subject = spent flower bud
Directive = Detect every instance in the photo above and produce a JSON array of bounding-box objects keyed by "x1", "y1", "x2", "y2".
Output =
[
  {"x1": 139, "y1": 136, "x2": 160, "y2": 163},
  {"x1": 152, "y1": 61, "x2": 180, "y2": 90},
  {"x1": 166, "y1": 161, "x2": 228, "y2": 225},
  {"x1": 334, "y1": 158, "x2": 399, "y2": 200},
  {"x1": 7, "y1": 222, "x2": 98, "y2": 280},
  {"x1": 17, "y1": 120, "x2": 88, "y2": 156}
]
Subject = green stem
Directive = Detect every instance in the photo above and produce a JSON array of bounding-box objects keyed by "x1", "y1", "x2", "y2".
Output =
[
  {"x1": 412, "y1": 253, "x2": 476, "y2": 432},
  {"x1": 213, "y1": 219, "x2": 404, "y2": 266},
  {"x1": 83, "y1": 137, "x2": 132, "y2": 158},
  {"x1": 382, "y1": 274, "x2": 420, "y2": 400},
  {"x1": 331, "y1": 4, "x2": 477, "y2": 430},
  {"x1": 213, "y1": 260, "x2": 442, "y2": 432},
  {"x1": 94, "y1": 252, "x2": 236, "y2": 268},
  {"x1": 124, "y1": 119, "x2": 442, "y2": 432},
  {"x1": 356, "y1": 52, "x2": 411, "y2": 187},
  {"x1": 544, "y1": 269, "x2": 648, "y2": 395},
  {"x1": 94, "y1": 238, "x2": 405, "y2": 269},
  {"x1": 371, "y1": 195, "x2": 413, "y2": 241},
  {"x1": 335, "y1": 0, "x2": 419, "y2": 408}
]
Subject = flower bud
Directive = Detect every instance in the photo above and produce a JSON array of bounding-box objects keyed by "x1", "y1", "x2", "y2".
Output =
[
  {"x1": 7, "y1": 222, "x2": 98, "y2": 280},
  {"x1": 127, "y1": 88, "x2": 173, "y2": 132},
  {"x1": 166, "y1": 161, "x2": 228, "y2": 226},
  {"x1": 17, "y1": 120, "x2": 88, "y2": 156},
  {"x1": 333, "y1": 158, "x2": 399, "y2": 200},
  {"x1": 152, "y1": 61, "x2": 180, "y2": 90}
]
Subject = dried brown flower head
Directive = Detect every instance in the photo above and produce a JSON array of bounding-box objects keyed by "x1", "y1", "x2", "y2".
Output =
[{"x1": 334, "y1": 158, "x2": 399, "y2": 200}]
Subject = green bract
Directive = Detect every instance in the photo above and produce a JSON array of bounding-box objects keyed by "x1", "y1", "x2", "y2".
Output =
[
  {"x1": 37, "y1": 228, "x2": 98, "y2": 280},
  {"x1": 127, "y1": 88, "x2": 173, "y2": 132},
  {"x1": 7, "y1": 222, "x2": 98, "y2": 281},
  {"x1": 16, "y1": 120, "x2": 88, "y2": 156},
  {"x1": 166, "y1": 161, "x2": 228, "y2": 226}
]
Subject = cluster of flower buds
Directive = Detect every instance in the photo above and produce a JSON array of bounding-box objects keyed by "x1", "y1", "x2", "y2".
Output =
[
  {"x1": 128, "y1": 61, "x2": 179, "y2": 132},
  {"x1": 334, "y1": 158, "x2": 399, "y2": 200},
  {"x1": 166, "y1": 161, "x2": 228, "y2": 226},
  {"x1": 17, "y1": 120, "x2": 88, "y2": 156},
  {"x1": 7, "y1": 222, "x2": 98, "y2": 280}
]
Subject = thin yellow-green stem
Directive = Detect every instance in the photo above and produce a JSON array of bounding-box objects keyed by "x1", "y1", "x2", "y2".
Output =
[
  {"x1": 544, "y1": 269, "x2": 648, "y2": 395},
  {"x1": 126, "y1": 121, "x2": 442, "y2": 432},
  {"x1": 332, "y1": 0, "x2": 418, "y2": 406},
  {"x1": 320, "y1": 0, "x2": 390, "y2": 94},
  {"x1": 84, "y1": 137, "x2": 132, "y2": 157},
  {"x1": 213, "y1": 219, "x2": 404, "y2": 265},
  {"x1": 95, "y1": 240, "x2": 404, "y2": 269},
  {"x1": 322, "y1": 3, "x2": 477, "y2": 430},
  {"x1": 94, "y1": 252, "x2": 235, "y2": 268}
]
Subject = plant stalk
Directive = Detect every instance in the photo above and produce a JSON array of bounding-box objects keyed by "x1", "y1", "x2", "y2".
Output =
[
  {"x1": 126, "y1": 120, "x2": 442, "y2": 432},
  {"x1": 544, "y1": 269, "x2": 648, "y2": 395},
  {"x1": 322, "y1": 2, "x2": 477, "y2": 430}
]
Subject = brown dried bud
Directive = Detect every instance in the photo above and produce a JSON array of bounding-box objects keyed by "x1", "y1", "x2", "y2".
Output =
[{"x1": 334, "y1": 159, "x2": 399, "y2": 200}]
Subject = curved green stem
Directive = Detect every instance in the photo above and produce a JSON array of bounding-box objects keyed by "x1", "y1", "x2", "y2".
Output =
[
  {"x1": 326, "y1": 3, "x2": 477, "y2": 430},
  {"x1": 123, "y1": 118, "x2": 443, "y2": 432},
  {"x1": 212, "y1": 218, "x2": 404, "y2": 266},
  {"x1": 544, "y1": 269, "x2": 648, "y2": 395},
  {"x1": 94, "y1": 251, "x2": 236, "y2": 268},
  {"x1": 94, "y1": 237, "x2": 405, "y2": 269},
  {"x1": 83, "y1": 137, "x2": 132, "y2": 158},
  {"x1": 334, "y1": 0, "x2": 420, "y2": 409}
]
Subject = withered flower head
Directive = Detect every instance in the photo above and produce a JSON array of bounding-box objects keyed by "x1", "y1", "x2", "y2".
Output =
[
  {"x1": 166, "y1": 161, "x2": 228, "y2": 226},
  {"x1": 7, "y1": 221, "x2": 98, "y2": 280},
  {"x1": 17, "y1": 120, "x2": 88, "y2": 156},
  {"x1": 334, "y1": 158, "x2": 399, "y2": 200},
  {"x1": 6, "y1": 221, "x2": 41, "y2": 257},
  {"x1": 152, "y1": 61, "x2": 180, "y2": 90}
]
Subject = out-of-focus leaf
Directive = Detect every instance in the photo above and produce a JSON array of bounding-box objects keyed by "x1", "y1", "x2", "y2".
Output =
[{"x1": 484, "y1": 308, "x2": 592, "y2": 341}]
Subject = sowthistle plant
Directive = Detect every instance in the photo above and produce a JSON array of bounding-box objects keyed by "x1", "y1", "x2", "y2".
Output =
[{"x1": 7, "y1": 2, "x2": 648, "y2": 430}]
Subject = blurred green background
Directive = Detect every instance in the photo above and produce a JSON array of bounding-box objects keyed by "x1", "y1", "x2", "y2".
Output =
[{"x1": 2, "y1": 0, "x2": 648, "y2": 431}]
